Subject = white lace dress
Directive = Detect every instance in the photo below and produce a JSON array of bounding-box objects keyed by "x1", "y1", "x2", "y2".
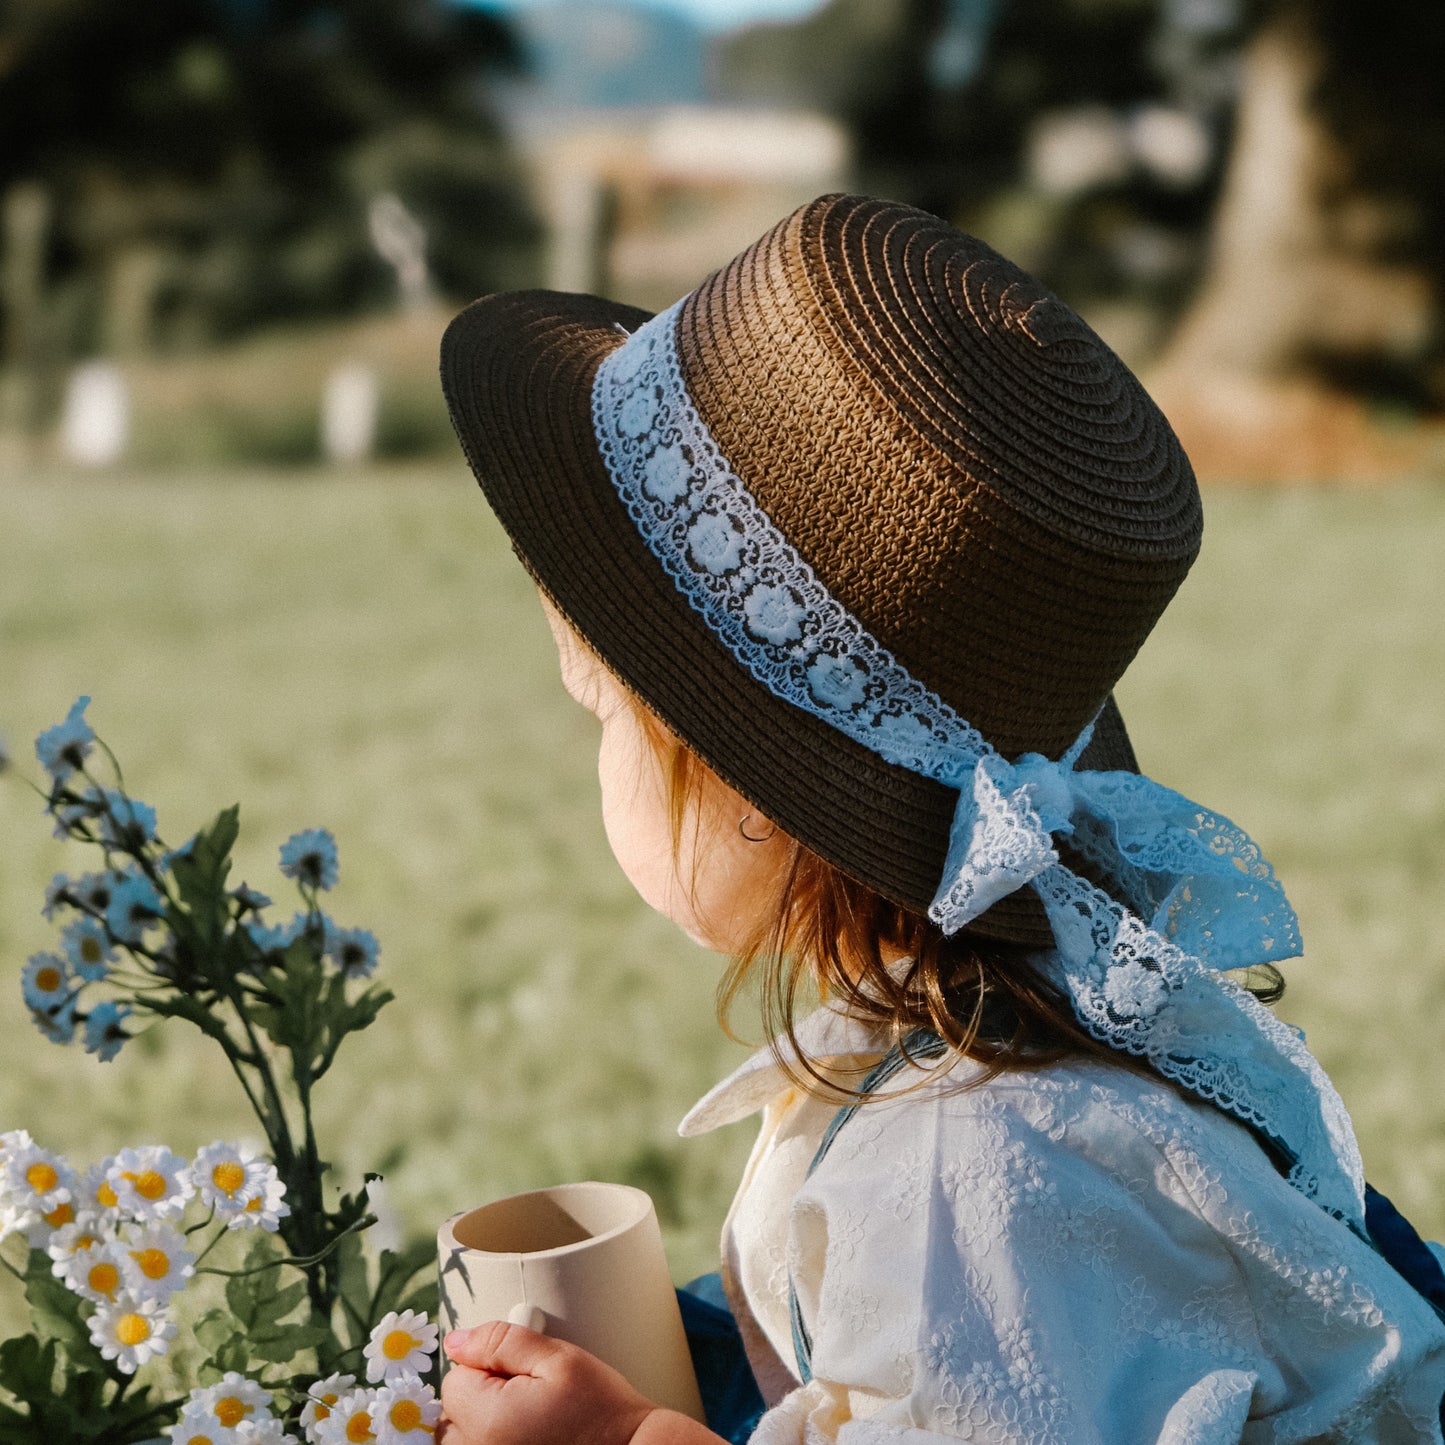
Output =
[{"x1": 680, "y1": 1007, "x2": 1445, "y2": 1444}]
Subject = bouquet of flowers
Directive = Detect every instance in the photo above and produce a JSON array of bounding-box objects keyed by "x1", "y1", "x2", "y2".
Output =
[{"x1": 1, "y1": 698, "x2": 442, "y2": 1444}]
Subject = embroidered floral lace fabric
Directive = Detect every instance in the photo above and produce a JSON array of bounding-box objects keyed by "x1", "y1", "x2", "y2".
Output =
[
  {"x1": 688, "y1": 1018, "x2": 1445, "y2": 1444},
  {"x1": 594, "y1": 304, "x2": 1364, "y2": 1227}
]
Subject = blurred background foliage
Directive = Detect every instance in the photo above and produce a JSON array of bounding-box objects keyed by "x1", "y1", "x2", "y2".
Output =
[{"x1": 1, "y1": 0, "x2": 1444, "y2": 470}]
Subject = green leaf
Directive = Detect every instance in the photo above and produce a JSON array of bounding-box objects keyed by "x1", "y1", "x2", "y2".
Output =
[
  {"x1": 167, "y1": 805, "x2": 241, "y2": 950},
  {"x1": 23, "y1": 1254, "x2": 107, "y2": 1374},
  {"x1": 316, "y1": 983, "x2": 394, "y2": 1078},
  {"x1": 0, "y1": 1335, "x2": 58, "y2": 1404},
  {"x1": 250, "y1": 936, "x2": 325, "y2": 1058},
  {"x1": 371, "y1": 1238, "x2": 439, "y2": 1321},
  {"x1": 142, "y1": 992, "x2": 234, "y2": 1048}
]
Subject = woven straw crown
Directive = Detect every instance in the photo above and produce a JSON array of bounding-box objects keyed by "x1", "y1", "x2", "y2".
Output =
[{"x1": 442, "y1": 194, "x2": 1202, "y2": 942}]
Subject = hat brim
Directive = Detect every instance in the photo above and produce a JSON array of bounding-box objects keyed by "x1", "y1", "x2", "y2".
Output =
[{"x1": 441, "y1": 289, "x2": 1139, "y2": 946}]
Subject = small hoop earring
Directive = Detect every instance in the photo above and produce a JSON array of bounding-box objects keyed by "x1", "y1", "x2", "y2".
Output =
[{"x1": 738, "y1": 813, "x2": 777, "y2": 843}]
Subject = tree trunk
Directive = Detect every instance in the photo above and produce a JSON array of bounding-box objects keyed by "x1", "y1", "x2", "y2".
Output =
[{"x1": 1150, "y1": 7, "x2": 1437, "y2": 480}]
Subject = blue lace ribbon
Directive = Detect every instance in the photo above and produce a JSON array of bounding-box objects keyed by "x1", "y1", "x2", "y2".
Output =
[{"x1": 590, "y1": 302, "x2": 1367, "y2": 1230}]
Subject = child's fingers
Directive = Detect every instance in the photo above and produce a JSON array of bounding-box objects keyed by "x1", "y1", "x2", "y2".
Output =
[{"x1": 443, "y1": 1320, "x2": 560, "y2": 1378}]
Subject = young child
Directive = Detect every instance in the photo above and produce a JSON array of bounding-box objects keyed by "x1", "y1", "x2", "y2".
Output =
[{"x1": 435, "y1": 194, "x2": 1445, "y2": 1444}]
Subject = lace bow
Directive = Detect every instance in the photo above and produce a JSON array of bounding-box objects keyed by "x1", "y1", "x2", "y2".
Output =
[{"x1": 929, "y1": 723, "x2": 1302, "y2": 975}]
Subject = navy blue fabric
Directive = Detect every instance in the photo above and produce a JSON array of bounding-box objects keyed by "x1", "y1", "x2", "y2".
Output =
[
  {"x1": 1366, "y1": 1183, "x2": 1445, "y2": 1321},
  {"x1": 678, "y1": 1274, "x2": 766, "y2": 1444}
]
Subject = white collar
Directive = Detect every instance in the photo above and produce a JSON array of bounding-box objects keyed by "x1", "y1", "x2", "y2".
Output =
[{"x1": 677, "y1": 1003, "x2": 889, "y2": 1137}]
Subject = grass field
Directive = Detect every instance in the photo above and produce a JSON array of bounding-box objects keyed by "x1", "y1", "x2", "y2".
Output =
[{"x1": 3, "y1": 464, "x2": 1444, "y2": 1320}]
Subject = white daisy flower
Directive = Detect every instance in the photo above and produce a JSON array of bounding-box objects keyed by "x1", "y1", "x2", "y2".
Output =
[
  {"x1": 0, "y1": 1128, "x2": 36, "y2": 1165},
  {"x1": 372, "y1": 1376, "x2": 440, "y2": 1444},
  {"x1": 105, "y1": 873, "x2": 166, "y2": 945},
  {"x1": 94, "y1": 787, "x2": 159, "y2": 850},
  {"x1": 42, "y1": 873, "x2": 74, "y2": 920},
  {"x1": 63, "y1": 1239, "x2": 129, "y2": 1303},
  {"x1": 23, "y1": 1194, "x2": 86, "y2": 1247},
  {"x1": 158, "y1": 835, "x2": 197, "y2": 872},
  {"x1": 324, "y1": 922, "x2": 380, "y2": 979},
  {"x1": 227, "y1": 1169, "x2": 290, "y2": 1233},
  {"x1": 244, "y1": 912, "x2": 308, "y2": 956},
  {"x1": 62, "y1": 915, "x2": 116, "y2": 981},
  {"x1": 79, "y1": 1157, "x2": 124, "y2": 1215},
  {"x1": 279, "y1": 829, "x2": 339, "y2": 891},
  {"x1": 0, "y1": 1202, "x2": 32, "y2": 1244},
  {"x1": 237, "y1": 1418, "x2": 297, "y2": 1445},
  {"x1": 107, "y1": 1145, "x2": 193, "y2": 1221},
  {"x1": 362, "y1": 1310, "x2": 439, "y2": 1385},
  {"x1": 4, "y1": 1141, "x2": 75, "y2": 1215},
  {"x1": 48, "y1": 1218, "x2": 111, "y2": 1271},
  {"x1": 29, "y1": 995, "x2": 78, "y2": 1045},
  {"x1": 83, "y1": 1001, "x2": 134, "y2": 1062},
  {"x1": 69, "y1": 869, "x2": 125, "y2": 917},
  {"x1": 35, "y1": 696, "x2": 95, "y2": 783},
  {"x1": 300, "y1": 1373, "x2": 357, "y2": 1436},
  {"x1": 89, "y1": 1293, "x2": 175, "y2": 1373},
  {"x1": 189, "y1": 1372, "x2": 272, "y2": 1434},
  {"x1": 168, "y1": 1405, "x2": 234, "y2": 1445},
  {"x1": 189, "y1": 1141, "x2": 270, "y2": 1215},
  {"x1": 21, "y1": 952, "x2": 73, "y2": 1012},
  {"x1": 231, "y1": 882, "x2": 273, "y2": 915},
  {"x1": 121, "y1": 1221, "x2": 195, "y2": 1302},
  {"x1": 50, "y1": 785, "x2": 101, "y2": 840},
  {"x1": 312, "y1": 1388, "x2": 379, "y2": 1444}
]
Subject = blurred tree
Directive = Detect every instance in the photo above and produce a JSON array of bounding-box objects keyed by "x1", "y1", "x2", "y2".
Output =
[
  {"x1": 0, "y1": 0, "x2": 540, "y2": 359},
  {"x1": 1159, "y1": 0, "x2": 1445, "y2": 410},
  {"x1": 718, "y1": 0, "x2": 1445, "y2": 414}
]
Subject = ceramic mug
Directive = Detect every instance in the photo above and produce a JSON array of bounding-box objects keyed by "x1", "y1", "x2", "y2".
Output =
[{"x1": 437, "y1": 1181, "x2": 705, "y2": 1422}]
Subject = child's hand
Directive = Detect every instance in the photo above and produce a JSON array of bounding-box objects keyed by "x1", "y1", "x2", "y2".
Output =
[{"x1": 437, "y1": 1322, "x2": 682, "y2": 1445}]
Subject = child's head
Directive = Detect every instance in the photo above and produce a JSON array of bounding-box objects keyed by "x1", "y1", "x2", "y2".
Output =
[
  {"x1": 543, "y1": 595, "x2": 1151, "y2": 1085},
  {"x1": 442, "y1": 192, "x2": 1261, "y2": 1083}
]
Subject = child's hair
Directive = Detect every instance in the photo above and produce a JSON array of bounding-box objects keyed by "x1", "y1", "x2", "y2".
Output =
[{"x1": 624, "y1": 682, "x2": 1283, "y2": 1098}]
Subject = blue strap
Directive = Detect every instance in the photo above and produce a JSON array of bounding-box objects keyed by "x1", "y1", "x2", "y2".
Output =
[{"x1": 788, "y1": 1030, "x2": 948, "y2": 1383}]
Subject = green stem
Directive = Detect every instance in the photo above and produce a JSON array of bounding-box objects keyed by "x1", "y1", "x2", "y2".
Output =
[
  {"x1": 195, "y1": 1214, "x2": 375, "y2": 1278},
  {"x1": 0, "y1": 1250, "x2": 24, "y2": 1281}
]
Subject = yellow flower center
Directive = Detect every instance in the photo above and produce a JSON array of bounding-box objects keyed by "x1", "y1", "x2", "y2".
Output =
[
  {"x1": 122, "y1": 1168, "x2": 168, "y2": 1200},
  {"x1": 25, "y1": 1162, "x2": 59, "y2": 1193},
  {"x1": 345, "y1": 1411, "x2": 375, "y2": 1443},
  {"x1": 88, "y1": 1261, "x2": 120, "y2": 1296},
  {"x1": 72, "y1": 1233, "x2": 99, "y2": 1252},
  {"x1": 245, "y1": 1196, "x2": 262, "y2": 1213},
  {"x1": 181, "y1": 1436, "x2": 215, "y2": 1445},
  {"x1": 312, "y1": 1403, "x2": 333, "y2": 1423},
  {"x1": 115, "y1": 1312, "x2": 152, "y2": 1346},
  {"x1": 96, "y1": 1181, "x2": 119, "y2": 1208},
  {"x1": 44, "y1": 1202, "x2": 75, "y2": 1228},
  {"x1": 214, "y1": 1398, "x2": 251, "y2": 1428},
  {"x1": 382, "y1": 1329, "x2": 417, "y2": 1361},
  {"x1": 389, "y1": 1399, "x2": 428, "y2": 1432},
  {"x1": 211, "y1": 1160, "x2": 246, "y2": 1196},
  {"x1": 35, "y1": 965, "x2": 62, "y2": 991},
  {"x1": 131, "y1": 1247, "x2": 171, "y2": 1280},
  {"x1": 79, "y1": 935, "x2": 103, "y2": 964}
]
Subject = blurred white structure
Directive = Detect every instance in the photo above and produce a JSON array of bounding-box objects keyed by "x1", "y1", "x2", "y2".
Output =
[
  {"x1": 1028, "y1": 108, "x2": 1132, "y2": 197},
  {"x1": 518, "y1": 106, "x2": 852, "y2": 309},
  {"x1": 321, "y1": 362, "x2": 379, "y2": 464},
  {"x1": 1129, "y1": 106, "x2": 1213, "y2": 188},
  {"x1": 1029, "y1": 104, "x2": 1214, "y2": 199},
  {"x1": 61, "y1": 361, "x2": 129, "y2": 466},
  {"x1": 368, "y1": 192, "x2": 432, "y2": 313}
]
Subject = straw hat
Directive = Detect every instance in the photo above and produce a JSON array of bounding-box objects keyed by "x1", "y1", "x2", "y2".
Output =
[{"x1": 441, "y1": 194, "x2": 1201, "y2": 944}]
